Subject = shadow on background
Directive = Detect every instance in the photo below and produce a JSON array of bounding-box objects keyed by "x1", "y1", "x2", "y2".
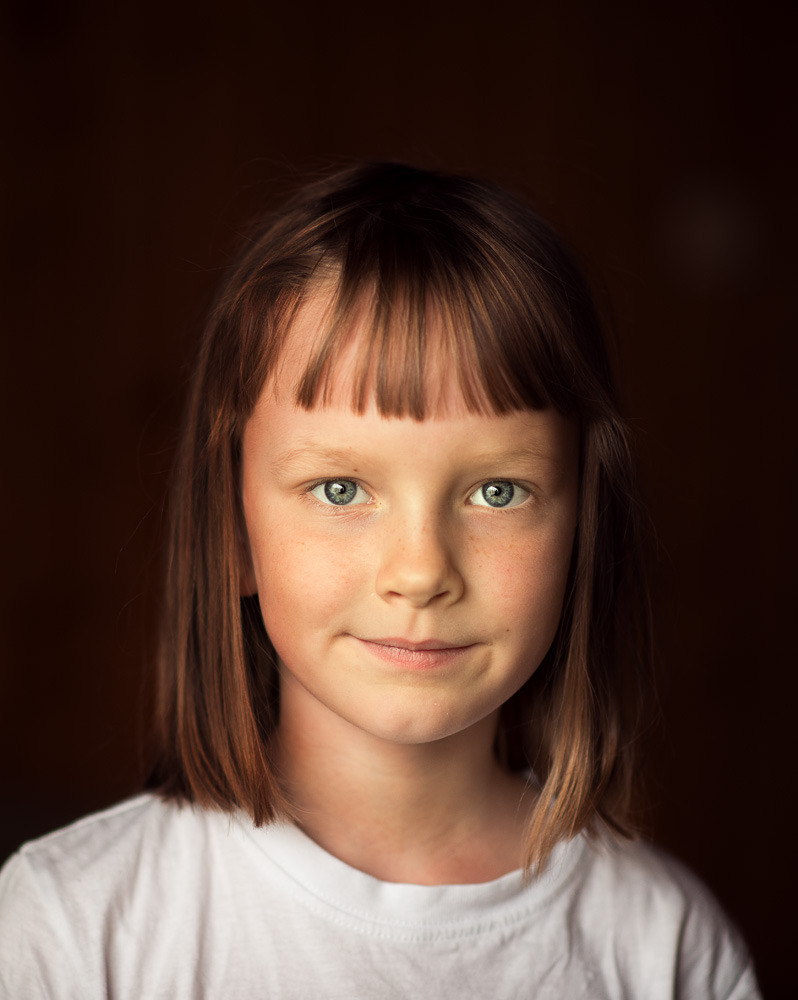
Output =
[{"x1": 2, "y1": 1, "x2": 795, "y2": 994}]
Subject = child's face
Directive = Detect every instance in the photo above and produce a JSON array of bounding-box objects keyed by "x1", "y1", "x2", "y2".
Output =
[{"x1": 241, "y1": 295, "x2": 579, "y2": 750}]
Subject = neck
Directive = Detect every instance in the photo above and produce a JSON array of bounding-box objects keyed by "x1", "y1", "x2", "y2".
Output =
[{"x1": 275, "y1": 679, "x2": 534, "y2": 884}]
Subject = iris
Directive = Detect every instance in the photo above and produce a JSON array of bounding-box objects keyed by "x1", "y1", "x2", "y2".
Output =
[
  {"x1": 324, "y1": 480, "x2": 358, "y2": 505},
  {"x1": 481, "y1": 482, "x2": 515, "y2": 507}
]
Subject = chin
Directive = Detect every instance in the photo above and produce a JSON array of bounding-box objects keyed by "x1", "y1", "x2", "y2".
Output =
[{"x1": 348, "y1": 700, "x2": 497, "y2": 748}]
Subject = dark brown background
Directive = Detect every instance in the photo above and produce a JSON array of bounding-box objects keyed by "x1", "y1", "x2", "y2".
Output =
[{"x1": 2, "y1": 0, "x2": 795, "y2": 995}]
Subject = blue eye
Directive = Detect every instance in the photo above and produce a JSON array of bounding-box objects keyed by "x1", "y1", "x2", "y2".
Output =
[
  {"x1": 469, "y1": 481, "x2": 528, "y2": 508},
  {"x1": 311, "y1": 480, "x2": 370, "y2": 506}
]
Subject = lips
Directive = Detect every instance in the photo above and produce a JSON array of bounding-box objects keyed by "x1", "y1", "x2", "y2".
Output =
[
  {"x1": 358, "y1": 637, "x2": 472, "y2": 651},
  {"x1": 350, "y1": 635, "x2": 477, "y2": 669}
]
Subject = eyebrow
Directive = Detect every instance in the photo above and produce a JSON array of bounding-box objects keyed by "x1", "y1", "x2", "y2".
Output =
[
  {"x1": 271, "y1": 442, "x2": 565, "y2": 473},
  {"x1": 271, "y1": 444, "x2": 364, "y2": 473},
  {"x1": 463, "y1": 445, "x2": 572, "y2": 478}
]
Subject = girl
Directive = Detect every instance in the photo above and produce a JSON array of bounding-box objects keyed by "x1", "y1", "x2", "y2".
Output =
[{"x1": 0, "y1": 163, "x2": 760, "y2": 997}]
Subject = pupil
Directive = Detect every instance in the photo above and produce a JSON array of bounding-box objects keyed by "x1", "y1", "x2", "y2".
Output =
[
  {"x1": 483, "y1": 481, "x2": 514, "y2": 507},
  {"x1": 324, "y1": 480, "x2": 356, "y2": 505}
]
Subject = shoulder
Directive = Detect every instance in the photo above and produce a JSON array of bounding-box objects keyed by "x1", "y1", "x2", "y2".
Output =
[
  {"x1": 581, "y1": 835, "x2": 737, "y2": 936},
  {"x1": 578, "y1": 833, "x2": 722, "y2": 911},
  {"x1": 0, "y1": 793, "x2": 222, "y2": 911},
  {"x1": 1, "y1": 794, "x2": 199, "y2": 897},
  {"x1": 0, "y1": 795, "x2": 214, "y2": 996},
  {"x1": 568, "y1": 835, "x2": 760, "y2": 999}
]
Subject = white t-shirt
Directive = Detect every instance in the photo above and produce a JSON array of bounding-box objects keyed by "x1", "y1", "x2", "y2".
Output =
[{"x1": 0, "y1": 794, "x2": 760, "y2": 999}]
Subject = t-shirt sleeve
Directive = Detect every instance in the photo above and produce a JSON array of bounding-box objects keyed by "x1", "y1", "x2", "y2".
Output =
[
  {"x1": 0, "y1": 850, "x2": 85, "y2": 998},
  {"x1": 591, "y1": 840, "x2": 763, "y2": 1000},
  {"x1": 721, "y1": 961, "x2": 763, "y2": 1000},
  {"x1": 664, "y1": 853, "x2": 763, "y2": 1000}
]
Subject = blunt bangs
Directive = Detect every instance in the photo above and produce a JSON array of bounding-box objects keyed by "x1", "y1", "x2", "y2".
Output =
[{"x1": 292, "y1": 240, "x2": 557, "y2": 421}]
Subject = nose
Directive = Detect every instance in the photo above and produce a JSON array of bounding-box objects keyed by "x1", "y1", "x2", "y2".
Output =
[{"x1": 375, "y1": 516, "x2": 464, "y2": 609}]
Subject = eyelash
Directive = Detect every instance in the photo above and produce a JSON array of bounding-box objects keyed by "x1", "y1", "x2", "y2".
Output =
[{"x1": 305, "y1": 478, "x2": 533, "y2": 510}]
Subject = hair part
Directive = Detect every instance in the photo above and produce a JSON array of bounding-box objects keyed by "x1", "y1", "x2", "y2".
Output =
[{"x1": 147, "y1": 162, "x2": 654, "y2": 874}]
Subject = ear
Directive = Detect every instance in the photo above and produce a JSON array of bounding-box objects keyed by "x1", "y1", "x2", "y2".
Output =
[{"x1": 237, "y1": 525, "x2": 258, "y2": 597}]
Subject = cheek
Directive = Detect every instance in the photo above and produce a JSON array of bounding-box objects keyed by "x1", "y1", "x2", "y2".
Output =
[
  {"x1": 473, "y1": 528, "x2": 573, "y2": 645},
  {"x1": 250, "y1": 522, "x2": 364, "y2": 632}
]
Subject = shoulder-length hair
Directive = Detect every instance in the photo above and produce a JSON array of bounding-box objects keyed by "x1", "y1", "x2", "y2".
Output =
[{"x1": 147, "y1": 162, "x2": 653, "y2": 873}]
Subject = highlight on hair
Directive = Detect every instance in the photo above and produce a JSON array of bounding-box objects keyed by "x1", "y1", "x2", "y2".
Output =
[{"x1": 146, "y1": 162, "x2": 653, "y2": 874}]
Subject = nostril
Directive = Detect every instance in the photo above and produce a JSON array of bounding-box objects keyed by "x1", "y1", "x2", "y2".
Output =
[{"x1": 375, "y1": 558, "x2": 463, "y2": 608}]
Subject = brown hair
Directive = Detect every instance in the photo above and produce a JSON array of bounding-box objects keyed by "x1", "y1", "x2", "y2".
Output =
[{"x1": 147, "y1": 162, "x2": 653, "y2": 873}]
